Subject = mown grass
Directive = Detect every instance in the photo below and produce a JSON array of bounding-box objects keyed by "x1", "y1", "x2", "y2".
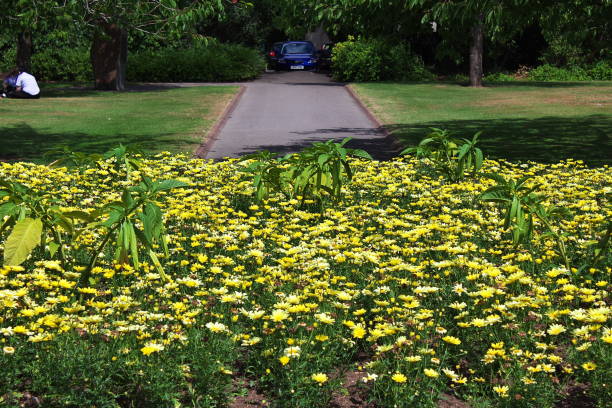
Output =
[
  {"x1": 351, "y1": 82, "x2": 612, "y2": 166},
  {"x1": 0, "y1": 85, "x2": 238, "y2": 162}
]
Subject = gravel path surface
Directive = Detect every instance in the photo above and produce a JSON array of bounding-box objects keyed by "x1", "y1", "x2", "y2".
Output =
[{"x1": 202, "y1": 71, "x2": 397, "y2": 160}]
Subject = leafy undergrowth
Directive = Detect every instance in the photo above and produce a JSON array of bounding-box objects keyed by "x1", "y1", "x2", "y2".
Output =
[{"x1": 0, "y1": 154, "x2": 610, "y2": 407}]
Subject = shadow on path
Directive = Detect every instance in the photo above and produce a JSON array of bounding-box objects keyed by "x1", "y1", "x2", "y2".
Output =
[{"x1": 228, "y1": 130, "x2": 399, "y2": 161}]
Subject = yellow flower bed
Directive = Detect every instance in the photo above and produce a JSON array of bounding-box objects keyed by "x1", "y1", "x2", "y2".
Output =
[{"x1": 0, "y1": 154, "x2": 610, "y2": 407}]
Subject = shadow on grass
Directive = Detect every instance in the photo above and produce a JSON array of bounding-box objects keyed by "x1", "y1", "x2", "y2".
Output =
[
  {"x1": 39, "y1": 83, "x2": 200, "y2": 98},
  {"x1": 388, "y1": 114, "x2": 611, "y2": 167},
  {"x1": 482, "y1": 81, "x2": 609, "y2": 88},
  {"x1": 0, "y1": 123, "x2": 198, "y2": 163}
]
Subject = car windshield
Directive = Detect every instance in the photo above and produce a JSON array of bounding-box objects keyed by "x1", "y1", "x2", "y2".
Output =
[{"x1": 282, "y1": 43, "x2": 313, "y2": 54}]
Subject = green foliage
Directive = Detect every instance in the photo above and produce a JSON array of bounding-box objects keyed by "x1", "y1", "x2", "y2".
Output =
[
  {"x1": 241, "y1": 138, "x2": 372, "y2": 209},
  {"x1": 483, "y1": 72, "x2": 516, "y2": 82},
  {"x1": 84, "y1": 175, "x2": 188, "y2": 285},
  {"x1": 0, "y1": 330, "x2": 237, "y2": 407},
  {"x1": 586, "y1": 60, "x2": 612, "y2": 80},
  {"x1": 479, "y1": 173, "x2": 571, "y2": 269},
  {"x1": 103, "y1": 144, "x2": 144, "y2": 181},
  {"x1": 1, "y1": 145, "x2": 187, "y2": 284},
  {"x1": 331, "y1": 37, "x2": 434, "y2": 82},
  {"x1": 0, "y1": 180, "x2": 77, "y2": 267},
  {"x1": 4, "y1": 45, "x2": 96, "y2": 82},
  {"x1": 127, "y1": 42, "x2": 265, "y2": 82},
  {"x1": 3, "y1": 218, "x2": 42, "y2": 266},
  {"x1": 31, "y1": 47, "x2": 91, "y2": 81},
  {"x1": 239, "y1": 150, "x2": 287, "y2": 202},
  {"x1": 527, "y1": 61, "x2": 611, "y2": 81},
  {"x1": 45, "y1": 146, "x2": 103, "y2": 171},
  {"x1": 283, "y1": 138, "x2": 372, "y2": 206},
  {"x1": 400, "y1": 128, "x2": 484, "y2": 182},
  {"x1": 539, "y1": 35, "x2": 587, "y2": 67},
  {"x1": 528, "y1": 64, "x2": 591, "y2": 81},
  {"x1": 331, "y1": 37, "x2": 383, "y2": 82}
]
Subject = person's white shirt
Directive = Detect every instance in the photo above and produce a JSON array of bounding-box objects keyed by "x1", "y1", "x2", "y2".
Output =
[{"x1": 15, "y1": 72, "x2": 40, "y2": 96}]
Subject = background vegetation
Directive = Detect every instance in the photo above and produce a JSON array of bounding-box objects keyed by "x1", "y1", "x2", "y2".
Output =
[{"x1": 1, "y1": 0, "x2": 610, "y2": 85}]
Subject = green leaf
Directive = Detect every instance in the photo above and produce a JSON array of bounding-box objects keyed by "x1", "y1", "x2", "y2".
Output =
[
  {"x1": 62, "y1": 210, "x2": 94, "y2": 222},
  {"x1": 399, "y1": 146, "x2": 418, "y2": 156},
  {"x1": 474, "y1": 148, "x2": 484, "y2": 171},
  {"x1": 100, "y1": 209, "x2": 123, "y2": 228},
  {"x1": 316, "y1": 153, "x2": 330, "y2": 168},
  {"x1": 3, "y1": 218, "x2": 43, "y2": 266},
  {"x1": 141, "y1": 202, "x2": 163, "y2": 245},
  {"x1": 121, "y1": 189, "x2": 134, "y2": 209},
  {"x1": 484, "y1": 173, "x2": 508, "y2": 185},
  {"x1": 350, "y1": 149, "x2": 373, "y2": 160},
  {"x1": 0, "y1": 202, "x2": 17, "y2": 220},
  {"x1": 104, "y1": 144, "x2": 126, "y2": 160},
  {"x1": 153, "y1": 179, "x2": 189, "y2": 192},
  {"x1": 126, "y1": 221, "x2": 139, "y2": 271},
  {"x1": 48, "y1": 241, "x2": 60, "y2": 258},
  {"x1": 479, "y1": 187, "x2": 511, "y2": 202},
  {"x1": 148, "y1": 250, "x2": 169, "y2": 282},
  {"x1": 457, "y1": 143, "x2": 470, "y2": 160}
]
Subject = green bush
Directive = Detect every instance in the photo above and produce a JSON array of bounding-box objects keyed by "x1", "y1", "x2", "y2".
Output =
[
  {"x1": 528, "y1": 64, "x2": 590, "y2": 81},
  {"x1": 127, "y1": 42, "x2": 265, "y2": 82},
  {"x1": 587, "y1": 60, "x2": 612, "y2": 80},
  {"x1": 483, "y1": 72, "x2": 516, "y2": 82},
  {"x1": 331, "y1": 37, "x2": 434, "y2": 82},
  {"x1": 527, "y1": 62, "x2": 611, "y2": 81},
  {"x1": 1, "y1": 46, "x2": 91, "y2": 81},
  {"x1": 32, "y1": 47, "x2": 92, "y2": 81}
]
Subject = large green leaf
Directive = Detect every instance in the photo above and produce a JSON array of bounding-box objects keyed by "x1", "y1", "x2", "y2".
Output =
[
  {"x1": 0, "y1": 202, "x2": 17, "y2": 220},
  {"x1": 153, "y1": 179, "x2": 189, "y2": 192},
  {"x1": 350, "y1": 149, "x2": 373, "y2": 160},
  {"x1": 3, "y1": 218, "x2": 43, "y2": 266}
]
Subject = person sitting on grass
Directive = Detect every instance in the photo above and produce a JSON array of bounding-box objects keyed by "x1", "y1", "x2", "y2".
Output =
[
  {"x1": 2, "y1": 68, "x2": 19, "y2": 95},
  {"x1": 2, "y1": 67, "x2": 40, "y2": 99}
]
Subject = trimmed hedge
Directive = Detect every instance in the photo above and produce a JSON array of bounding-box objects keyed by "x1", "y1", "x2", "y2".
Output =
[
  {"x1": 331, "y1": 37, "x2": 434, "y2": 82},
  {"x1": 2, "y1": 43, "x2": 264, "y2": 83},
  {"x1": 32, "y1": 47, "x2": 92, "y2": 81},
  {"x1": 127, "y1": 43, "x2": 265, "y2": 82}
]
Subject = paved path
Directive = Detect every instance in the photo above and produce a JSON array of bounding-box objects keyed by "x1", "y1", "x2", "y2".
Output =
[{"x1": 203, "y1": 71, "x2": 397, "y2": 160}]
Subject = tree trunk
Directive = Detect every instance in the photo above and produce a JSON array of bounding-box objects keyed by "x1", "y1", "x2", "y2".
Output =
[
  {"x1": 16, "y1": 32, "x2": 32, "y2": 72},
  {"x1": 91, "y1": 22, "x2": 128, "y2": 91},
  {"x1": 469, "y1": 14, "x2": 484, "y2": 87}
]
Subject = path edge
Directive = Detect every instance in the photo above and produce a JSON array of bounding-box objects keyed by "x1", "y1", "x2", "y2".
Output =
[
  {"x1": 195, "y1": 85, "x2": 247, "y2": 158},
  {"x1": 344, "y1": 84, "x2": 403, "y2": 153}
]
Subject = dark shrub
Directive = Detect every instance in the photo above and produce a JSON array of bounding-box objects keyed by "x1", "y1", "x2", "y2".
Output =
[
  {"x1": 32, "y1": 47, "x2": 92, "y2": 81},
  {"x1": 127, "y1": 42, "x2": 265, "y2": 82}
]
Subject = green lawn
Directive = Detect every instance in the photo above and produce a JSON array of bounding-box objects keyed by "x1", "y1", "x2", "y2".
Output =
[
  {"x1": 351, "y1": 82, "x2": 612, "y2": 166},
  {"x1": 0, "y1": 85, "x2": 238, "y2": 162}
]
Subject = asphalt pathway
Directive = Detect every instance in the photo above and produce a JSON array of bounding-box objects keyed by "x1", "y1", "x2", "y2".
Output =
[{"x1": 203, "y1": 71, "x2": 397, "y2": 160}]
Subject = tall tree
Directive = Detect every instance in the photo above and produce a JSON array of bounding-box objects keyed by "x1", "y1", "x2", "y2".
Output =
[
  {"x1": 417, "y1": 0, "x2": 538, "y2": 87},
  {"x1": 0, "y1": 0, "x2": 73, "y2": 71},
  {"x1": 289, "y1": 0, "x2": 548, "y2": 86},
  {"x1": 78, "y1": 0, "x2": 227, "y2": 90}
]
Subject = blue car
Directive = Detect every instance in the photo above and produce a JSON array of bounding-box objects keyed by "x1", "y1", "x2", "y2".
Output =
[{"x1": 275, "y1": 41, "x2": 318, "y2": 70}]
